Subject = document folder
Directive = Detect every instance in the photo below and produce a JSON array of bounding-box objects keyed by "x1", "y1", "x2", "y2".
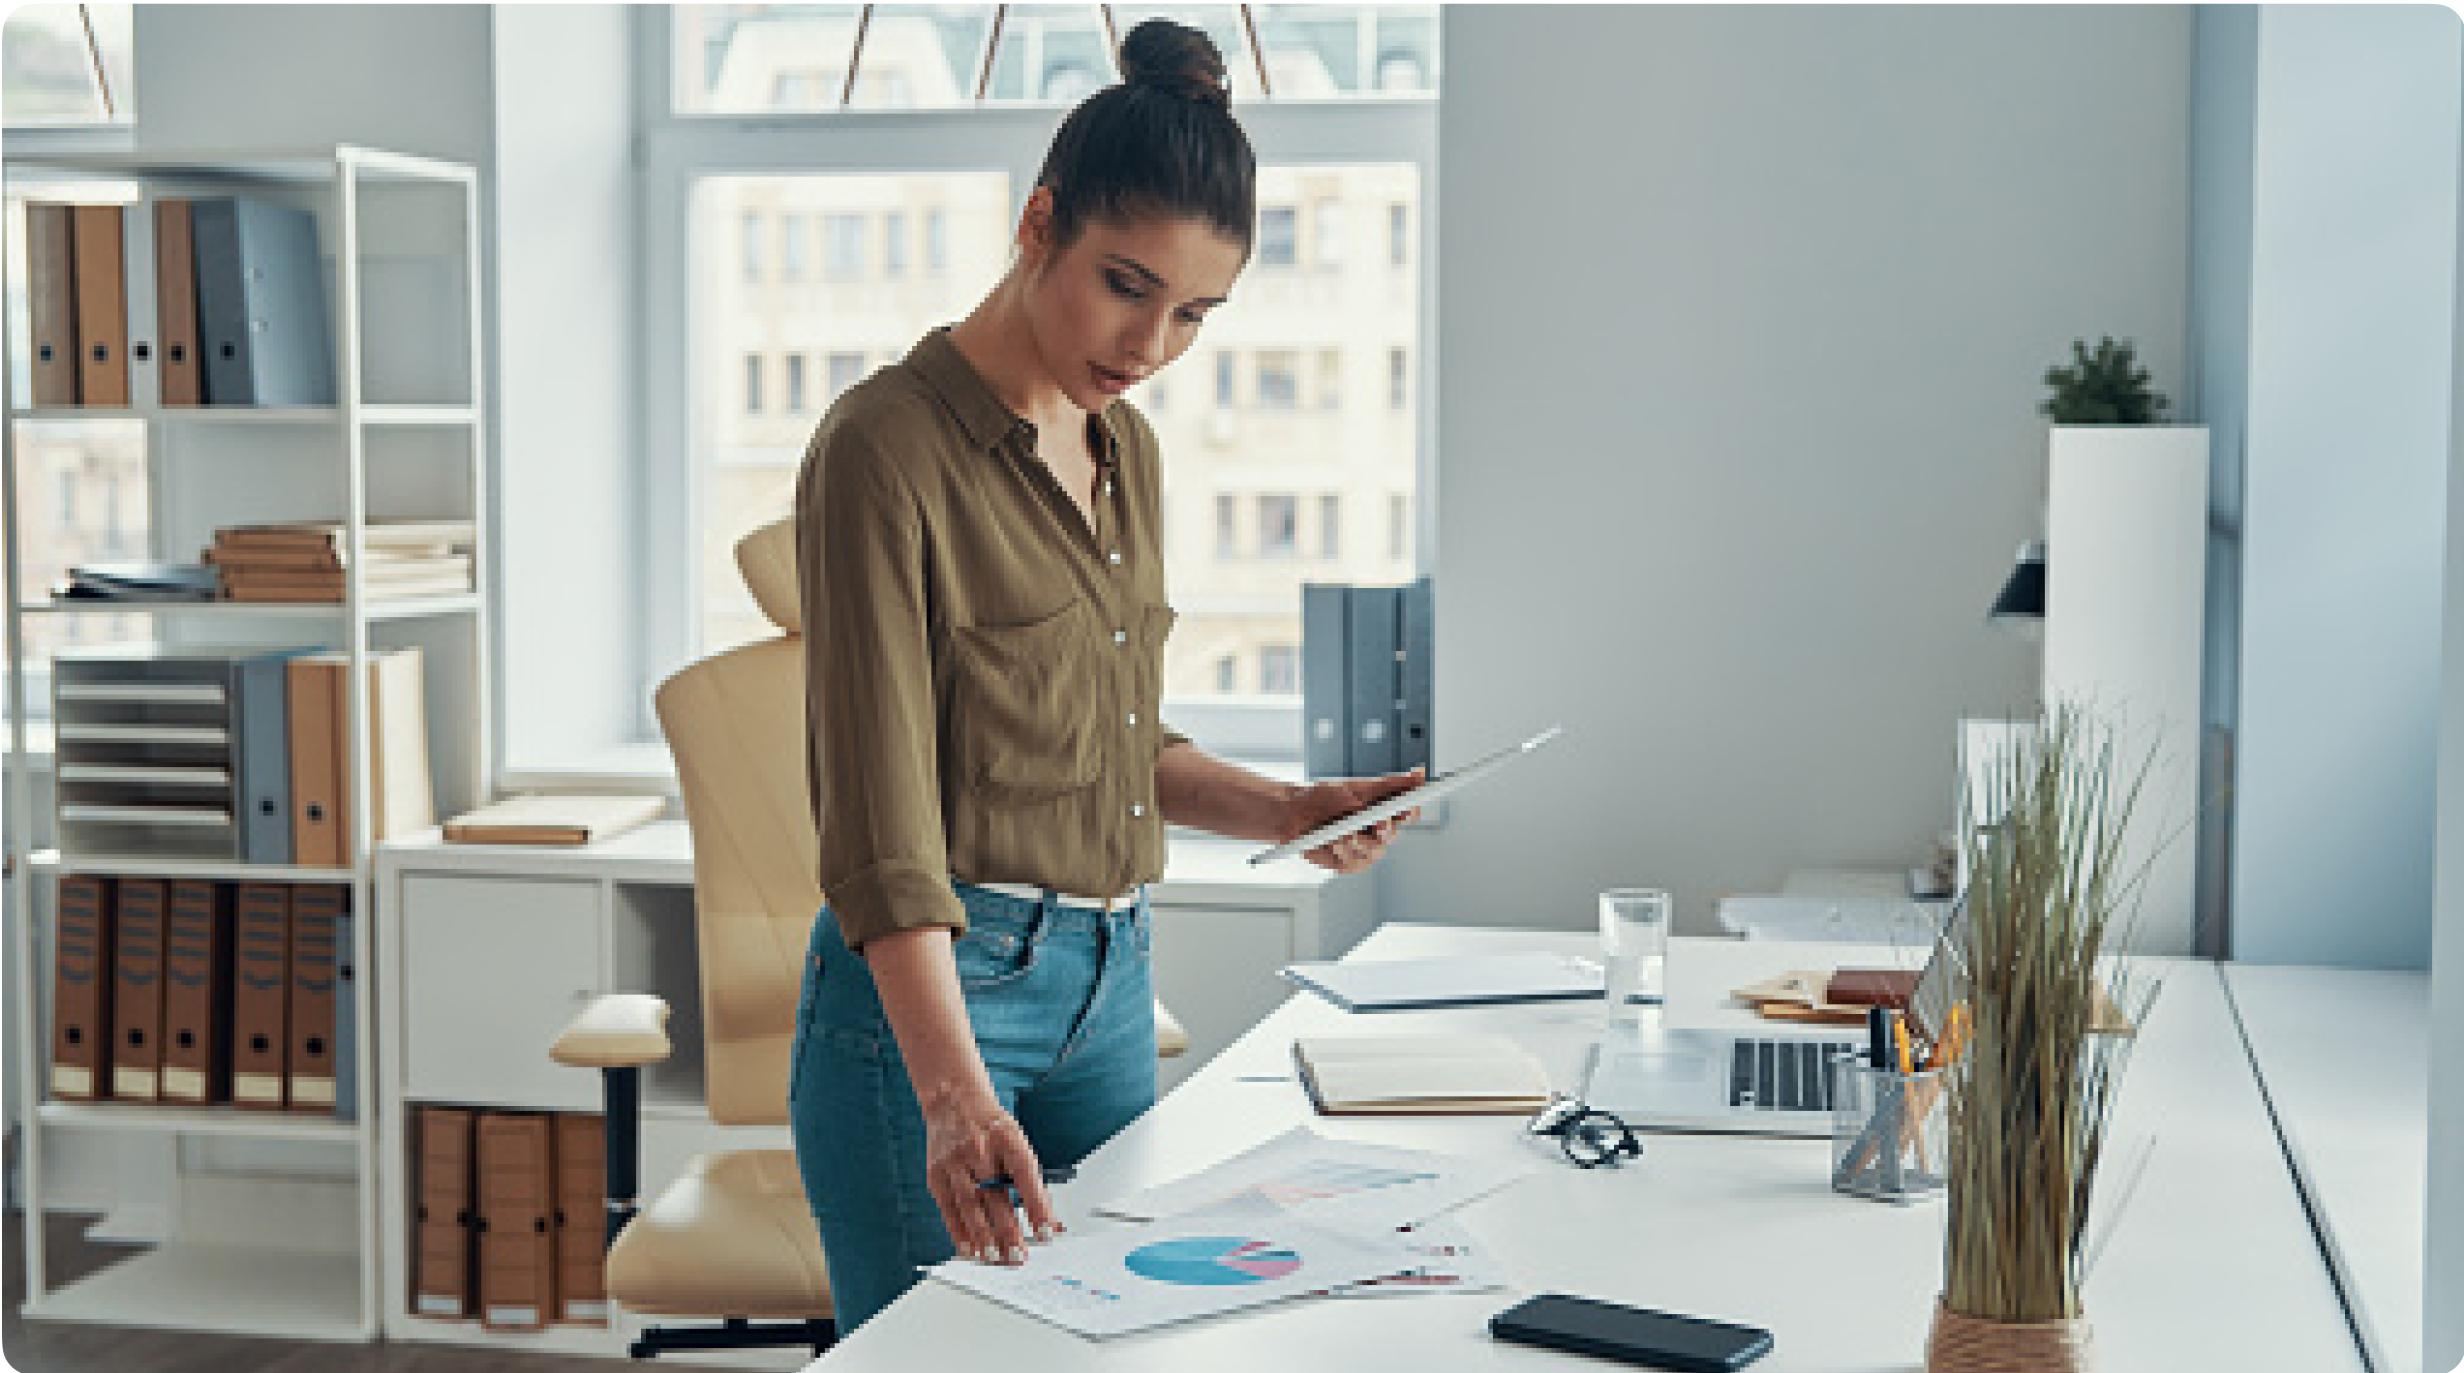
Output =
[
  {"x1": 286, "y1": 884, "x2": 346, "y2": 1113},
  {"x1": 287, "y1": 657, "x2": 345, "y2": 868},
  {"x1": 70, "y1": 204, "x2": 128, "y2": 408},
  {"x1": 50, "y1": 874, "x2": 116, "y2": 1100},
  {"x1": 28, "y1": 203, "x2": 81, "y2": 407},
  {"x1": 109, "y1": 878, "x2": 169, "y2": 1101},
  {"x1": 414, "y1": 1105, "x2": 477, "y2": 1319},
  {"x1": 154, "y1": 198, "x2": 203, "y2": 405},
  {"x1": 190, "y1": 196, "x2": 336, "y2": 406},
  {"x1": 1280, "y1": 951, "x2": 1604, "y2": 1013},
  {"x1": 1346, "y1": 584, "x2": 1402, "y2": 775},
  {"x1": 161, "y1": 879, "x2": 235, "y2": 1104},
  {"x1": 231, "y1": 882, "x2": 292, "y2": 1109},
  {"x1": 234, "y1": 648, "x2": 306, "y2": 864},
  {"x1": 477, "y1": 1112, "x2": 557, "y2": 1331},
  {"x1": 551, "y1": 1114, "x2": 609, "y2": 1325}
]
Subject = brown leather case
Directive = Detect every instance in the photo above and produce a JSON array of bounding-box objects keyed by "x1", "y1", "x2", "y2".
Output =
[
  {"x1": 230, "y1": 882, "x2": 292, "y2": 1109},
  {"x1": 286, "y1": 883, "x2": 345, "y2": 1113},
  {"x1": 109, "y1": 879, "x2": 169, "y2": 1101},
  {"x1": 1825, "y1": 969, "x2": 1923, "y2": 1008},
  {"x1": 414, "y1": 1105, "x2": 477, "y2": 1320},
  {"x1": 477, "y1": 1112, "x2": 557, "y2": 1331},
  {"x1": 161, "y1": 879, "x2": 234, "y2": 1104},
  {"x1": 551, "y1": 1113, "x2": 609, "y2": 1325},
  {"x1": 50, "y1": 874, "x2": 116, "y2": 1100}
]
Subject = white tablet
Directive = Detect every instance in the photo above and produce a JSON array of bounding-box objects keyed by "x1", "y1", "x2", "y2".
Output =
[{"x1": 1248, "y1": 726, "x2": 1563, "y2": 866}]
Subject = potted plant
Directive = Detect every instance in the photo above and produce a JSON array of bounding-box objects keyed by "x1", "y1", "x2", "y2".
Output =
[
  {"x1": 2039, "y1": 335, "x2": 2169, "y2": 424},
  {"x1": 1929, "y1": 704, "x2": 2162, "y2": 1373}
]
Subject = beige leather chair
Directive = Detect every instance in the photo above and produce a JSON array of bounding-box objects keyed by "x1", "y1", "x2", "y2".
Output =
[{"x1": 552, "y1": 518, "x2": 1187, "y2": 1359}]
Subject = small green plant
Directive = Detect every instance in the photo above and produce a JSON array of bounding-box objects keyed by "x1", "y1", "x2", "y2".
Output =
[{"x1": 2040, "y1": 336, "x2": 2169, "y2": 425}]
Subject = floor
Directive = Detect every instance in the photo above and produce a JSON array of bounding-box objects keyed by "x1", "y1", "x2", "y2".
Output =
[{"x1": 4, "y1": 1211, "x2": 641, "y2": 1373}]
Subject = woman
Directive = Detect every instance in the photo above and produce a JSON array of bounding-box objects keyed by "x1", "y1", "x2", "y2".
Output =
[{"x1": 790, "y1": 18, "x2": 1423, "y2": 1334}]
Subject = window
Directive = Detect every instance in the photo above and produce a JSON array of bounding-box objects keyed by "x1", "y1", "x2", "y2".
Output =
[
  {"x1": 1216, "y1": 493, "x2": 1240, "y2": 560},
  {"x1": 650, "y1": 7, "x2": 1437, "y2": 750},
  {"x1": 742, "y1": 211, "x2": 765, "y2": 282},
  {"x1": 1390, "y1": 203, "x2": 1409, "y2": 267},
  {"x1": 1256, "y1": 352, "x2": 1299, "y2": 411},
  {"x1": 1389, "y1": 347, "x2": 1408, "y2": 410},
  {"x1": 781, "y1": 212, "x2": 807, "y2": 280},
  {"x1": 822, "y1": 213, "x2": 866, "y2": 279},
  {"x1": 1258, "y1": 205, "x2": 1297, "y2": 267},
  {"x1": 3, "y1": 420, "x2": 151, "y2": 723},
  {"x1": 828, "y1": 351, "x2": 867, "y2": 403},
  {"x1": 1259, "y1": 645, "x2": 1299, "y2": 695},
  {"x1": 1259, "y1": 493, "x2": 1298, "y2": 559},
  {"x1": 785, "y1": 353, "x2": 808, "y2": 412},
  {"x1": 2, "y1": 5, "x2": 134, "y2": 125}
]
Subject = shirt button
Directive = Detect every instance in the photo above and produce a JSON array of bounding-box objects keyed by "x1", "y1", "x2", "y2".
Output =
[
  {"x1": 1109, "y1": 550, "x2": 1123, "y2": 565},
  {"x1": 1128, "y1": 712, "x2": 1139, "y2": 726},
  {"x1": 1132, "y1": 804, "x2": 1146, "y2": 818},
  {"x1": 1113, "y1": 629, "x2": 1127, "y2": 645}
]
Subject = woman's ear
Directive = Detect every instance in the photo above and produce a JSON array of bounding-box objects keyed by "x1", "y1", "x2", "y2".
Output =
[{"x1": 1016, "y1": 186, "x2": 1057, "y2": 268}]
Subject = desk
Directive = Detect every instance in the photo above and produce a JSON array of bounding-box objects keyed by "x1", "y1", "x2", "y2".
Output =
[
  {"x1": 808, "y1": 927, "x2": 2362, "y2": 1371},
  {"x1": 2224, "y1": 963, "x2": 2428, "y2": 1373}
]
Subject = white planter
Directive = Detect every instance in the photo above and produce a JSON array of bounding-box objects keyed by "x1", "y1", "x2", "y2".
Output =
[{"x1": 2043, "y1": 425, "x2": 2209, "y2": 955}]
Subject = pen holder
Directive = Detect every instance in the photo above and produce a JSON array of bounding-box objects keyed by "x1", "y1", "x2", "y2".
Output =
[{"x1": 1829, "y1": 1058, "x2": 1947, "y2": 1205}]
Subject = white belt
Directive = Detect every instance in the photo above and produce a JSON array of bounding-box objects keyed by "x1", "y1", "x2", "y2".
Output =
[{"x1": 968, "y1": 880, "x2": 1141, "y2": 913}]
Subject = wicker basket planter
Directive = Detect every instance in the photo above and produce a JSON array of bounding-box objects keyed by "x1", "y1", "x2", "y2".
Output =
[{"x1": 1927, "y1": 1298, "x2": 2095, "y2": 1373}]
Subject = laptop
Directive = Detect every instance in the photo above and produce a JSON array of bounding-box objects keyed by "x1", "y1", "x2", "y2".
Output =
[{"x1": 1578, "y1": 925, "x2": 1958, "y2": 1138}]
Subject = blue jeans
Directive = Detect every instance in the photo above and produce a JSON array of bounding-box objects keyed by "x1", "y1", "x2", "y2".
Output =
[{"x1": 787, "y1": 882, "x2": 1158, "y2": 1335}]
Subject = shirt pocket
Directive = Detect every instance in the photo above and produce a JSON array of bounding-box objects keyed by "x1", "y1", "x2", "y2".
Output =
[{"x1": 950, "y1": 598, "x2": 1103, "y2": 802}]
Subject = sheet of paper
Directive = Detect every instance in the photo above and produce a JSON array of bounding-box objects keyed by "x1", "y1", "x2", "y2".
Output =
[
  {"x1": 1316, "y1": 1215, "x2": 1509, "y2": 1299},
  {"x1": 1095, "y1": 1125, "x2": 1531, "y2": 1231},
  {"x1": 925, "y1": 1198, "x2": 1418, "y2": 1339}
]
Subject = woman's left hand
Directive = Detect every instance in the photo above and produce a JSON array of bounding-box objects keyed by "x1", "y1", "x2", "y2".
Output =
[{"x1": 1281, "y1": 768, "x2": 1426, "y2": 873}]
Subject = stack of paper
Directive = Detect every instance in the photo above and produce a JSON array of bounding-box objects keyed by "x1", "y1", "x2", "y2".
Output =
[
  {"x1": 929, "y1": 1127, "x2": 1527, "y2": 1339},
  {"x1": 208, "y1": 520, "x2": 476, "y2": 602},
  {"x1": 1292, "y1": 1033, "x2": 1554, "y2": 1115},
  {"x1": 444, "y1": 794, "x2": 665, "y2": 847}
]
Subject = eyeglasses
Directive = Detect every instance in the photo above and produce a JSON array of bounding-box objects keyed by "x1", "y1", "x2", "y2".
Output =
[{"x1": 1526, "y1": 1095, "x2": 1643, "y2": 1169}]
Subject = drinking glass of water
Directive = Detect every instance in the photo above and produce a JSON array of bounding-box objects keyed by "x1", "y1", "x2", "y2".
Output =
[{"x1": 1598, "y1": 888, "x2": 1671, "y2": 1023}]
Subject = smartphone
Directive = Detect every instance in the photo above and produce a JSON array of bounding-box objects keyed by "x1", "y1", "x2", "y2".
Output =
[{"x1": 1490, "y1": 1294, "x2": 1774, "y2": 1372}]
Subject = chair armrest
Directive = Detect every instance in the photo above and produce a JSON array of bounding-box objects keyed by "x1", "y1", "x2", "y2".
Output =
[
  {"x1": 551, "y1": 992, "x2": 673, "y2": 1068},
  {"x1": 1153, "y1": 999, "x2": 1189, "y2": 1060}
]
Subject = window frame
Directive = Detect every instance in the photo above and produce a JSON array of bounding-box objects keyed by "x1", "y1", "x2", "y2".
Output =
[{"x1": 632, "y1": 6, "x2": 1437, "y2": 757}]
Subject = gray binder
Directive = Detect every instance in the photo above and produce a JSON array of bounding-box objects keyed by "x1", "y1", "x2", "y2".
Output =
[
  {"x1": 191, "y1": 197, "x2": 336, "y2": 406},
  {"x1": 1301, "y1": 584, "x2": 1351, "y2": 779},
  {"x1": 1398, "y1": 576, "x2": 1434, "y2": 775},
  {"x1": 1346, "y1": 585, "x2": 1402, "y2": 776},
  {"x1": 234, "y1": 649, "x2": 310, "y2": 864}
]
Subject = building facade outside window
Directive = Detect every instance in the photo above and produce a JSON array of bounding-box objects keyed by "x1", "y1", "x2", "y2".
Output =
[{"x1": 650, "y1": 5, "x2": 1437, "y2": 753}]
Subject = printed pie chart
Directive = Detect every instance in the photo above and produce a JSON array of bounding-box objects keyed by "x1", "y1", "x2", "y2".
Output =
[{"x1": 1122, "y1": 1236, "x2": 1304, "y2": 1286}]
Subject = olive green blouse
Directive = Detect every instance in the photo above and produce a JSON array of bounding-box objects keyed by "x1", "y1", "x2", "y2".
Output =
[{"x1": 796, "y1": 328, "x2": 1186, "y2": 949}]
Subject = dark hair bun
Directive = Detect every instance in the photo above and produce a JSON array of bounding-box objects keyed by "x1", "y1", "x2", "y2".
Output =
[{"x1": 1118, "y1": 18, "x2": 1231, "y2": 108}]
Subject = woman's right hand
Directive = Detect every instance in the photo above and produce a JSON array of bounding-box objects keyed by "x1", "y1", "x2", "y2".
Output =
[{"x1": 920, "y1": 1080, "x2": 1061, "y2": 1265}]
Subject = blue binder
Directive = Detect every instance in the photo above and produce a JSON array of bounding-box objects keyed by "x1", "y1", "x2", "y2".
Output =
[
  {"x1": 191, "y1": 197, "x2": 336, "y2": 406},
  {"x1": 1398, "y1": 576, "x2": 1435, "y2": 775},
  {"x1": 233, "y1": 649, "x2": 311, "y2": 864},
  {"x1": 1301, "y1": 584, "x2": 1351, "y2": 779},
  {"x1": 1346, "y1": 585, "x2": 1403, "y2": 776}
]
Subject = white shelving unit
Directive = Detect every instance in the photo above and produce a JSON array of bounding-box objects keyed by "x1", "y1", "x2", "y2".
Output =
[{"x1": 3, "y1": 144, "x2": 491, "y2": 1343}]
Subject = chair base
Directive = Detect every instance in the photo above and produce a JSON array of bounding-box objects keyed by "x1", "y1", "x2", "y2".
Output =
[{"x1": 629, "y1": 1316, "x2": 837, "y2": 1360}]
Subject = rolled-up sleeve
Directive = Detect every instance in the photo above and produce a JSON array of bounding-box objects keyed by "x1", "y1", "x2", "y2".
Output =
[{"x1": 798, "y1": 419, "x2": 967, "y2": 950}]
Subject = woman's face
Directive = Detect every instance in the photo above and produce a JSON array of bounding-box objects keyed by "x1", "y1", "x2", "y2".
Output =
[{"x1": 1021, "y1": 195, "x2": 1248, "y2": 415}]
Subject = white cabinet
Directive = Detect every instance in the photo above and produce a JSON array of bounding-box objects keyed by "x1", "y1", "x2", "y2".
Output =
[
  {"x1": 372, "y1": 822, "x2": 1368, "y2": 1356},
  {"x1": 400, "y1": 873, "x2": 602, "y2": 1110}
]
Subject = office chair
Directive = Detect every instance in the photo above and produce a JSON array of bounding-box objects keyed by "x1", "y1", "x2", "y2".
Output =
[{"x1": 551, "y1": 518, "x2": 1188, "y2": 1359}]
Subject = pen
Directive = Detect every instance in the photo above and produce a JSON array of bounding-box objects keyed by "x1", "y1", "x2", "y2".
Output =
[{"x1": 976, "y1": 1165, "x2": 1076, "y2": 1199}]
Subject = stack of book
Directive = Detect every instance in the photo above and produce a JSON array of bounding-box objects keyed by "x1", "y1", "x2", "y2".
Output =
[{"x1": 208, "y1": 520, "x2": 476, "y2": 603}]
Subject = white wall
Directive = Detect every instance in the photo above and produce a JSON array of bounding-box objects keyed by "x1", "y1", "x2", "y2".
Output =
[
  {"x1": 2425, "y1": 52, "x2": 2464, "y2": 1369},
  {"x1": 134, "y1": 5, "x2": 492, "y2": 161},
  {"x1": 1391, "y1": 5, "x2": 2192, "y2": 933},
  {"x1": 2232, "y1": 5, "x2": 2461, "y2": 970}
]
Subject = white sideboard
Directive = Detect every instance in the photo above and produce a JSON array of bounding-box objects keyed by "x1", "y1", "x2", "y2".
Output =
[{"x1": 371, "y1": 821, "x2": 1370, "y2": 1358}]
